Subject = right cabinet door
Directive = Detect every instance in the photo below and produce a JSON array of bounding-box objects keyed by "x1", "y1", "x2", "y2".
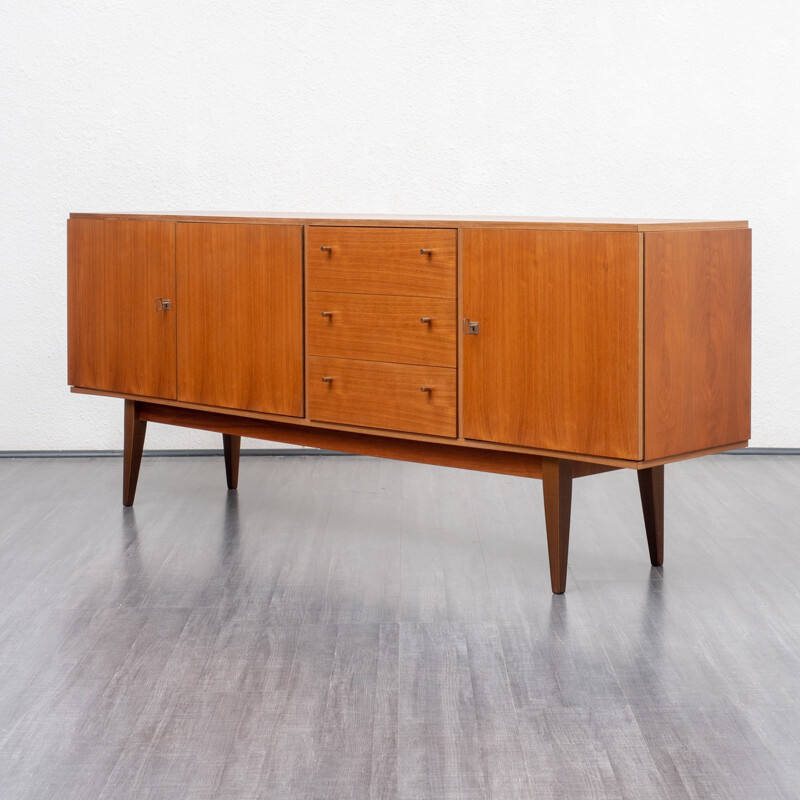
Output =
[{"x1": 462, "y1": 229, "x2": 641, "y2": 460}]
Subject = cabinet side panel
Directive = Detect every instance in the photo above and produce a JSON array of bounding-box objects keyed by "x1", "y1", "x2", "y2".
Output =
[
  {"x1": 176, "y1": 223, "x2": 304, "y2": 417},
  {"x1": 644, "y1": 229, "x2": 751, "y2": 459},
  {"x1": 462, "y1": 229, "x2": 641, "y2": 460}
]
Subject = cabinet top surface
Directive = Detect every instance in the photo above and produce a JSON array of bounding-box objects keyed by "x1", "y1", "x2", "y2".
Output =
[{"x1": 69, "y1": 212, "x2": 748, "y2": 232}]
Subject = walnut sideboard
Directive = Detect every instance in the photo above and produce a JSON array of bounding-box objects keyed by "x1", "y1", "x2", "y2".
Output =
[{"x1": 67, "y1": 213, "x2": 751, "y2": 593}]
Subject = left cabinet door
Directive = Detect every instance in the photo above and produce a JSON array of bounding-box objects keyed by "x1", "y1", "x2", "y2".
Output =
[
  {"x1": 68, "y1": 218, "x2": 177, "y2": 398},
  {"x1": 176, "y1": 223, "x2": 304, "y2": 416}
]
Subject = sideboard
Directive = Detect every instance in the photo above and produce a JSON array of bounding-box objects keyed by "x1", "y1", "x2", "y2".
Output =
[{"x1": 67, "y1": 213, "x2": 751, "y2": 593}]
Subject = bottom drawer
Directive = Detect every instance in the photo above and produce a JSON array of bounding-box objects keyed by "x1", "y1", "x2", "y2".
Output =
[{"x1": 308, "y1": 356, "x2": 456, "y2": 438}]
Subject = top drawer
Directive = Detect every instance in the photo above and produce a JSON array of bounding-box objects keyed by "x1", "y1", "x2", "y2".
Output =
[{"x1": 307, "y1": 227, "x2": 456, "y2": 298}]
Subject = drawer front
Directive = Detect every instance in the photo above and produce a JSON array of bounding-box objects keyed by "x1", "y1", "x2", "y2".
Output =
[
  {"x1": 308, "y1": 292, "x2": 456, "y2": 367},
  {"x1": 307, "y1": 227, "x2": 456, "y2": 298},
  {"x1": 308, "y1": 356, "x2": 456, "y2": 438}
]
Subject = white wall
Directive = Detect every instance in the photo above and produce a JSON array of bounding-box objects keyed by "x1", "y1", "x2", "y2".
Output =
[{"x1": 1, "y1": 0, "x2": 798, "y2": 450}]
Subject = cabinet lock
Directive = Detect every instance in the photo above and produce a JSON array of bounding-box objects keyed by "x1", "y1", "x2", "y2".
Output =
[
  {"x1": 154, "y1": 298, "x2": 171, "y2": 311},
  {"x1": 463, "y1": 318, "x2": 479, "y2": 335}
]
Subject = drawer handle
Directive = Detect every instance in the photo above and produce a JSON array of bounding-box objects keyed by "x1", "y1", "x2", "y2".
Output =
[
  {"x1": 321, "y1": 376, "x2": 333, "y2": 383},
  {"x1": 420, "y1": 386, "x2": 432, "y2": 392},
  {"x1": 320, "y1": 245, "x2": 333, "y2": 253},
  {"x1": 419, "y1": 317, "x2": 432, "y2": 324},
  {"x1": 321, "y1": 311, "x2": 333, "y2": 318},
  {"x1": 419, "y1": 248, "x2": 433, "y2": 256}
]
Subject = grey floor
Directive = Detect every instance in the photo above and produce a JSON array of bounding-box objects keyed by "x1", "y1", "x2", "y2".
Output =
[{"x1": 0, "y1": 454, "x2": 799, "y2": 799}]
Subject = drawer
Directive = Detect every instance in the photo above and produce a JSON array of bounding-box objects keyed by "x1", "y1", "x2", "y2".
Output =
[
  {"x1": 308, "y1": 292, "x2": 456, "y2": 367},
  {"x1": 308, "y1": 356, "x2": 456, "y2": 438},
  {"x1": 307, "y1": 227, "x2": 456, "y2": 298}
]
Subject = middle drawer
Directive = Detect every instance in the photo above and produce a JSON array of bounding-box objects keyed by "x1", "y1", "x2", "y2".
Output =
[{"x1": 307, "y1": 292, "x2": 456, "y2": 367}]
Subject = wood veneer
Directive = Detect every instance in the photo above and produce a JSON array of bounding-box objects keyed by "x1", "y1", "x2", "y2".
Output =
[
  {"x1": 644, "y1": 229, "x2": 752, "y2": 460},
  {"x1": 68, "y1": 219, "x2": 176, "y2": 398},
  {"x1": 307, "y1": 292, "x2": 457, "y2": 367},
  {"x1": 71, "y1": 211, "x2": 749, "y2": 232},
  {"x1": 308, "y1": 356, "x2": 457, "y2": 438},
  {"x1": 462, "y1": 229, "x2": 641, "y2": 460},
  {"x1": 133, "y1": 401, "x2": 617, "y2": 480},
  {"x1": 176, "y1": 222, "x2": 304, "y2": 416},
  {"x1": 70, "y1": 386, "x2": 747, "y2": 470},
  {"x1": 307, "y1": 227, "x2": 456, "y2": 297},
  {"x1": 67, "y1": 212, "x2": 751, "y2": 593}
]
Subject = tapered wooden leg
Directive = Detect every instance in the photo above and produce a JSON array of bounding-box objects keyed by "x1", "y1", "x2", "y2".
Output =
[
  {"x1": 123, "y1": 400, "x2": 147, "y2": 507},
  {"x1": 542, "y1": 457, "x2": 573, "y2": 594},
  {"x1": 637, "y1": 465, "x2": 664, "y2": 566},
  {"x1": 223, "y1": 434, "x2": 241, "y2": 490}
]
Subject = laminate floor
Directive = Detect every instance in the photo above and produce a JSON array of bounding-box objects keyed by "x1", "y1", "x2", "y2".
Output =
[{"x1": 0, "y1": 453, "x2": 799, "y2": 799}]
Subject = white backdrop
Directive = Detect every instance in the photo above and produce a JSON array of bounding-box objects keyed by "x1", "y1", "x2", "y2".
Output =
[{"x1": 1, "y1": 0, "x2": 798, "y2": 450}]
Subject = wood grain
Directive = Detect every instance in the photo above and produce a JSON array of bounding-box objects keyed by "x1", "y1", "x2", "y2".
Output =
[
  {"x1": 2, "y1": 454, "x2": 799, "y2": 797},
  {"x1": 542, "y1": 458, "x2": 573, "y2": 594},
  {"x1": 222, "y1": 433, "x2": 240, "y2": 490},
  {"x1": 308, "y1": 357, "x2": 457, "y2": 438},
  {"x1": 70, "y1": 211, "x2": 749, "y2": 232},
  {"x1": 637, "y1": 465, "x2": 664, "y2": 566},
  {"x1": 307, "y1": 227, "x2": 456, "y2": 297},
  {"x1": 122, "y1": 399, "x2": 147, "y2": 506},
  {"x1": 134, "y1": 402, "x2": 574, "y2": 479},
  {"x1": 176, "y1": 222, "x2": 304, "y2": 416},
  {"x1": 68, "y1": 218, "x2": 176, "y2": 398},
  {"x1": 72, "y1": 386, "x2": 746, "y2": 470},
  {"x1": 462, "y1": 229, "x2": 641, "y2": 460},
  {"x1": 644, "y1": 229, "x2": 751, "y2": 460},
  {"x1": 307, "y1": 292, "x2": 456, "y2": 367}
]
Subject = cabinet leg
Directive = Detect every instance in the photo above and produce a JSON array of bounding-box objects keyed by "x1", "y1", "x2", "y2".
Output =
[
  {"x1": 223, "y1": 434, "x2": 241, "y2": 490},
  {"x1": 123, "y1": 400, "x2": 147, "y2": 507},
  {"x1": 542, "y1": 457, "x2": 573, "y2": 594},
  {"x1": 637, "y1": 465, "x2": 664, "y2": 566}
]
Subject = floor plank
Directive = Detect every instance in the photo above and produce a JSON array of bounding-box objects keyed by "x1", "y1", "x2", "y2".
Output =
[{"x1": 0, "y1": 453, "x2": 798, "y2": 798}]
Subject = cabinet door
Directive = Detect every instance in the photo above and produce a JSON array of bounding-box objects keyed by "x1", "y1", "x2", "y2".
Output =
[
  {"x1": 462, "y1": 229, "x2": 641, "y2": 460},
  {"x1": 176, "y1": 223, "x2": 303, "y2": 416},
  {"x1": 68, "y1": 218, "x2": 176, "y2": 398}
]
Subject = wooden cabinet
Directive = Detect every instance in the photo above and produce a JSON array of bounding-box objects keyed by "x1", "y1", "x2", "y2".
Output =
[{"x1": 67, "y1": 213, "x2": 751, "y2": 594}]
